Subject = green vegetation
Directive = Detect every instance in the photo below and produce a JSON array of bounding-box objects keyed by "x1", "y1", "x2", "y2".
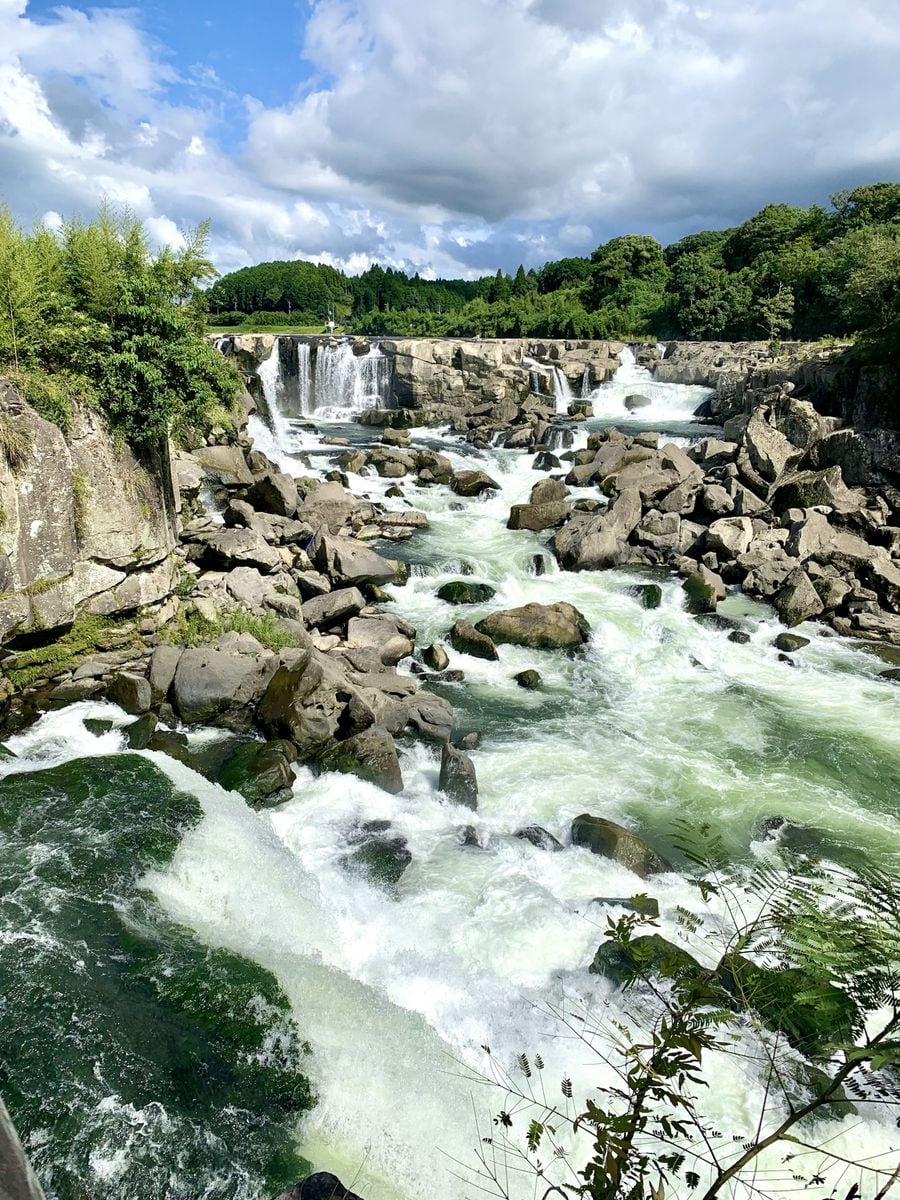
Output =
[
  {"x1": 469, "y1": 829, "x2": 900, "y2": 1200},
  {"x1": 71, "y1": 468, "x2": 90, "y2": 540},
  {"x1": 165, "y1": 606, "x2": 307, "y2": 652},
  {"x1": 0, "y1": 203, "x2": 240, "y2": 447},
  {"x1": 208, "y1": 182, "x2": 900, "y2": 358},
  {"x1": 1, "y1": 613, "x2": 138, "y2": 689}
]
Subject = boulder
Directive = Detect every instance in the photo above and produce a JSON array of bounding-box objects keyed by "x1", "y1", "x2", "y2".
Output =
[
  {"x1": 313, "y1": 534, "x2": 397, "y2": 587},
  {"x1": 301, "y1": 587, "x2": 366, "y2": 630},
  {"x1": 449, "y1": 620, "x2": 499, "y2": 661},
  {"x1": 217, "y1": 739, "x2": 295, "y2": 806},
  {"x1": 775, "y1": 633, "x2": 810, "y2": 653},
  {"x1": 124, "y1": 712, "x2": 158, "y2": 750},
  {"x1": 507, "y1": 502, "x2": 568, "y2": 531},
  {"x1": 571, "y1": 814, "x2": 672, "y2": 878},
  {"x1": 774, "y1": 569, "x2": 824, "y2": 627},
  {"x1": 274, "y1": 1173, "x2": 364, "y2": 1200},
  {"x1": 194, "y1": 528, "x2": 282, "y2": 573},
  {"x1": 630, "y1": 583, "x2": 662, "y2": 609},
  {"x1": 422, "y1": 643, "x2": 449, "y2": 672},
  {"x1": 437, "y1": 580, "x2": 496, "y2": 605},
  {"x1": 342, "y1": 820, "x2": 412, "y2": 886},
  {"x1": 475, "y1": 602, "x2": 590, "y2": 650},
  {"x1": 106, "y1": 670, "x2": 151, "y2": 715},
  {"x1": 591, "y1": 934, "x2": 704, "y2": 985},
  {"x1": 769, "y1": 467, "x2": 865, "y2": 517},
  {"x1": 258, "y1": 650, "x2": 373, "y2": 754},
  {"x1": 451, "y1": 470, "x2": 501, "y2": 497},
  {"x1": 346, "y1": 615, "x2": 415, "y2": 666},
  {"x1": 682, "y1": 566, "x2": 724, "y2": 614},
  {"x1": 742, "y1": 411, "x2": 798, "y2": 482},
  {"x1": 706, "y1": 516, "x2": 754, "y2": 559},
  {"x1": 515, "y1": 825, "x2": 563, "y2": 851},
  {"x1": 319, "y1": 726, "x2": 403, "y2": 794},
  {"x1": 192, "y1": 444, "x2": 254, "y2": 486},
  {"x1": 514, "y1": 669, "x2": 541, "y2": 689},
  {"x1": 531, "y1": 478, "x2": 568, "y2": 505},
  {"x1": 172, "y1": 646, "x2": 278, "y2": 727},
  {"x1": 247, "y1": 471, "x2": 298, "y2": 518},
  {"x1": 439, "y1": 743, "x2": 479, "y2": 809}
]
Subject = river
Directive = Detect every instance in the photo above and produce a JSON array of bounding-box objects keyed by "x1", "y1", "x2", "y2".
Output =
[{"x1": 2, "y1": 348, "x2": 899, "y2": 1200}]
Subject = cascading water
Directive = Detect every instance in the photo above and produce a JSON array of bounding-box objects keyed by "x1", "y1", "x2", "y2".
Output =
[
  {"x1": 314, "y1": 341, "x2": 393, "y2": 419},
  {"x1": 585, "y1": 344, "x2": 713, "y2": 424},
  {"x1": 551, "y1": 365, "x2": 574, "y2": 415}
]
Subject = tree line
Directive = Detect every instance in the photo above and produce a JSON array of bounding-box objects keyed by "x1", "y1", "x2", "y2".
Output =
[{"x1": 207, "y1": 182, "x2": 900, "y2": 359}]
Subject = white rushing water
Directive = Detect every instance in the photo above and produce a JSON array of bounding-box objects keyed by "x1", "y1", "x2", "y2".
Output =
[
  {"x1": 138, "y1": 355, "x2": 900, "y2": 1196},
  {"x1": 315, "y1": 341, "x2": 393, "y2": 420},
  {"x1": 588, "y1": 345, "x2": 713, "y2": 424}
]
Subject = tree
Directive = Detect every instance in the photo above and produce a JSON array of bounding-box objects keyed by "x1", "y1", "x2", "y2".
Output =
[{"x1": 757, "y1": 284, "x2": 796, "y2": 341}]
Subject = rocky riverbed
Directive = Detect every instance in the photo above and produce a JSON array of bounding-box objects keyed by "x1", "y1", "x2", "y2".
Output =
[{"x1": 1, "y1": 339, "x2": 899, "y2": 1200}]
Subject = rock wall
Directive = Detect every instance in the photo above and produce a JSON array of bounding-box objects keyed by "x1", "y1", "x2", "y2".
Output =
[{"x1": 0, "y1": 380, "x2": 179, "y2": 643}]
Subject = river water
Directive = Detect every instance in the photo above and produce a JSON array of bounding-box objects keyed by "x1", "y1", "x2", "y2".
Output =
[{"x1": 2, "y1": 352, "x2": 899, "y2": 1200}]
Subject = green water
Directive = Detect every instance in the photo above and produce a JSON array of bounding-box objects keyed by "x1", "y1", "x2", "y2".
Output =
[{"x1": 0, "y1": 753, "x2": 312, "y2": 1200}]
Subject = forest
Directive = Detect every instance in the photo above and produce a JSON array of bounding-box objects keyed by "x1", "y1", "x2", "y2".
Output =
[{"x1": 205, "y1": 182, "x2": 900, "y2": 357}]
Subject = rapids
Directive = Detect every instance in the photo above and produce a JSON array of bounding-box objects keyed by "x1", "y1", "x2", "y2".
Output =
[{"x1": 3, "y1": 348, "x2": 899, "y2": 1199}]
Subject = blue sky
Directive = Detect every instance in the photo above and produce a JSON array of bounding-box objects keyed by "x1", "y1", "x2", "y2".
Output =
[{"x1": 2, "y1": 0, "x2": 900, "y2": 278}]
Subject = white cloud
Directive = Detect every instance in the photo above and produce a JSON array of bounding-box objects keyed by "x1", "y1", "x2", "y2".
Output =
[{"x1": 0, "y1": 0, "x2": 898, "y2": 278}]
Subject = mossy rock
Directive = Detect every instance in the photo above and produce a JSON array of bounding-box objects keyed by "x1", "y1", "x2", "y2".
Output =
[
  {"x1": 437, "y1": 580, "x2": 496, "y2": 605},
  {"x1": 716, "y1": 953, "x2": 858, "y2": 1055},
  {"x1": 631, "y1": 583, "x2": 663, "y2": 610},
  {"x1": 590, "y1": 934, "x2": 705, "y2": 986},
  {"x1": 217, "y1": 739, "x2": 296, "y2": 806}
]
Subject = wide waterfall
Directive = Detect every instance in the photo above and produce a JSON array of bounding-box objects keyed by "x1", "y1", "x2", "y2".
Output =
[
  {"x1": 314, "y1": 341, "x2": 393, "y2": 419},
  {"x1": 589, "y1": 345, "x2": 712, "y2": 423}
]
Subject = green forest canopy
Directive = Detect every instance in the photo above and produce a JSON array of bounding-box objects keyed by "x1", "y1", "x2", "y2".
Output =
[{"x1": 206, "y1": 182, "x2": 900, "y2": 356}]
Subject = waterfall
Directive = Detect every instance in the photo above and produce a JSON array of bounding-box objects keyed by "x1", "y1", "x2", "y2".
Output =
[
  {"x1": 296, "y1": 341, "x2": 313, "y2": 416},
  {"x1": 551, "y1": 366, "x2": 574, "y2": 415},
  {"x1": 581, "y1": 365, "x2": 591, "y2": 398},
  {"x1": 313, "y1": 341, "x2": 393, "y2": 419},
  {"x1": 583, "y1": 345, "x2": 714, "y2": 424}
]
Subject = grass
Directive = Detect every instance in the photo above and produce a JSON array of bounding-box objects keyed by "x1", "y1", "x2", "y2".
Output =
[
  {"x1": 2, "y1": 614, "x2": 138, "y2": 690},
  {"x1": 208, "y1": 323, "x2": 331, "y2": 336},
  {"x1": 164, "y1": 606, "x2": 307, "y2": 652},
  {"x1": 0, "y1": 416, "x2": 33, "y2": 472},
  {"x1": 71, "y1": 470, "x2": 90, "y2": 540}
]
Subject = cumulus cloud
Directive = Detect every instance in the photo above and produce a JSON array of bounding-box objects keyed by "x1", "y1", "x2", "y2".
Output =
[{"x1": 1, "y1": 0, "x2": 899, "y2": 277}]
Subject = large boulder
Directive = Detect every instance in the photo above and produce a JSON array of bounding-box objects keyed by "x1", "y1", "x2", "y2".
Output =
[
  {"x1": 475, "y1": 602, "x2": 590, "y2": 650},
  {"x1": 342, "y1": 821, "x2": 412, "y2": 886},
  {"x1": 591, "y1": 934, "x2": 704, "y2": 985},
  {"x1": 301, "y1": 587, "x2": 366, "y2": 630},
  {"x1": 257, "y1": 649, "x2": 374, "y2": 753},
  {"x1": 172, "y1": 645, "x2": 279, "y2": 727},
  {"x1": 774, "y1": 569, "x2": 824, "y2": 627},
  {"x1": 247, "y1": 470, "x2": 298, "y2": 517},
  {"x1": 437, "y1": 581, "x2": 496, "y2": 605},
  {"x1": 742, "y1": 411, "x2": 799, "y2": 482},
  {"x1": 571, "y1": 814, "x2": 672, "y2": 878},
  {"x1": 192, "y1": 528, "x2": 282, "y2": 573},
  {"x1": 274, "y1": 1173, "x2": 364, "y2": 1200},
  {"x1": 507, "y1": 501, "x2": 568, "y2": 531},
  {"x1": 319, "y1": 725, "x2": 403, "y2": 794},
  {"x1": 346, "y1": 615, "x2": 415, "y2": 666},
  {"x1": 449, "y1": 620, "x2": 499, "y2": 661},
  {"x1": 217, "y1": 739, "x2": 295, "y2": 806},
  {"x1": 768, "y1": 466, "x2": 865, "y2": 516},
  {"x1": 451, "y1": 470, "x2": 500, "y2": 497},
  {"x1": 706, "y1": 516, "x2": 754, "y2": 559},
  {"x1": 439, "y1": 743, "x2": 479, "y2": 808},
  {"x1": 313, "y1": 534, "x2": 397, "y2": 587}
]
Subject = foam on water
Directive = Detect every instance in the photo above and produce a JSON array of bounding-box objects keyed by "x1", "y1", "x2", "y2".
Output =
[{"x1": 588, "y1": 345, "x2": 713, "y2": 423}]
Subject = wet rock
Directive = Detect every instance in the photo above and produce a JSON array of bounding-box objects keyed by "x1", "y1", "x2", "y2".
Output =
[
  {"x1": 775, "y1": 632, "x2": 810, "y2": 652},
  {"x1": 531, "y1": 554, "x2": 550, "y2": 576},
  {"x1": 451, "y1": 470, "x2": 500, "y2": 497},
  {"x1": 624, "y1": 393, "x2": 651, "y2": 411},
  {"x1": 457, "y1": 731, "x2": 480, "y2": 750},
  {"x1": 774, "y1": 569, "x2": 823, "y2": 627},
  {"x1": 217, "y1": 738, "x2": 295, "y2": 806},
  {"x1": 571, "y1": 814, "x2": 672, "y2": 878},
  {"x1": 124, "y1": 712, "x2": 158, "y2": 750},
  {"x1": 592, "y1": 894, "x2": 660, "y2": 918},
  {"x1": 630, "y1": 583, "x2": 662, "y2": 609},
  {"x1": 437, "y1": 580, "x2": 496, "y2": 605},
  {"x1": 106, "y1": 670, "x2": 151, "y2": 715},
  {"x1": 532, "y1": 450, "x2": 561, "y2": 471},
  {"x1": 449, "y1": 620, "x2": 499, "y2": 661},
  {"x1": 274, "y1": 1172, "x2": 365, "y2": 1200},
  {"x1": 514, "y1": 669, "x2": 542, "y2": 689},
  {"x1": 475, "y1": 602, "x2": 590, "y2": 650},
  {"x1": 422, "y1": 643, "x2": 450, "y2": 672},
  {"x1": 84, "y1": 718, "x2": 115, "y2": 737},
  {"x1": 682, "y1": 567, "x2": 724, "y2": 614},
  {"x1": 319, "y1": 726, "x2": 403, "y2": 794},
  {"x1": 342, "y1": 821, "x2": 412, "y2": 887},
  {"x1": 591, "y1": 934, "x2": 704, "y2": 984},
  {"x1": 439, "y1": 742, "x2": 479, "y2": 808},
  {"x1": 728, "y1": 630, "x2": 751, "y2": 644},
  {"x1": 515, "y1": 825, "x2": 563, "y2": 851}
]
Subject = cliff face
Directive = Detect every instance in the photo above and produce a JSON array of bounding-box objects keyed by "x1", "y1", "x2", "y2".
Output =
[{"x1": 0, "y1": 380, "x2": 178, "y2": 644}]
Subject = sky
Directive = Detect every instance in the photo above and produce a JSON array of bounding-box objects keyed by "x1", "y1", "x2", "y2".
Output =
[{"x1": 1, "y1": 0, "x2": 899, "y2": 279}]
